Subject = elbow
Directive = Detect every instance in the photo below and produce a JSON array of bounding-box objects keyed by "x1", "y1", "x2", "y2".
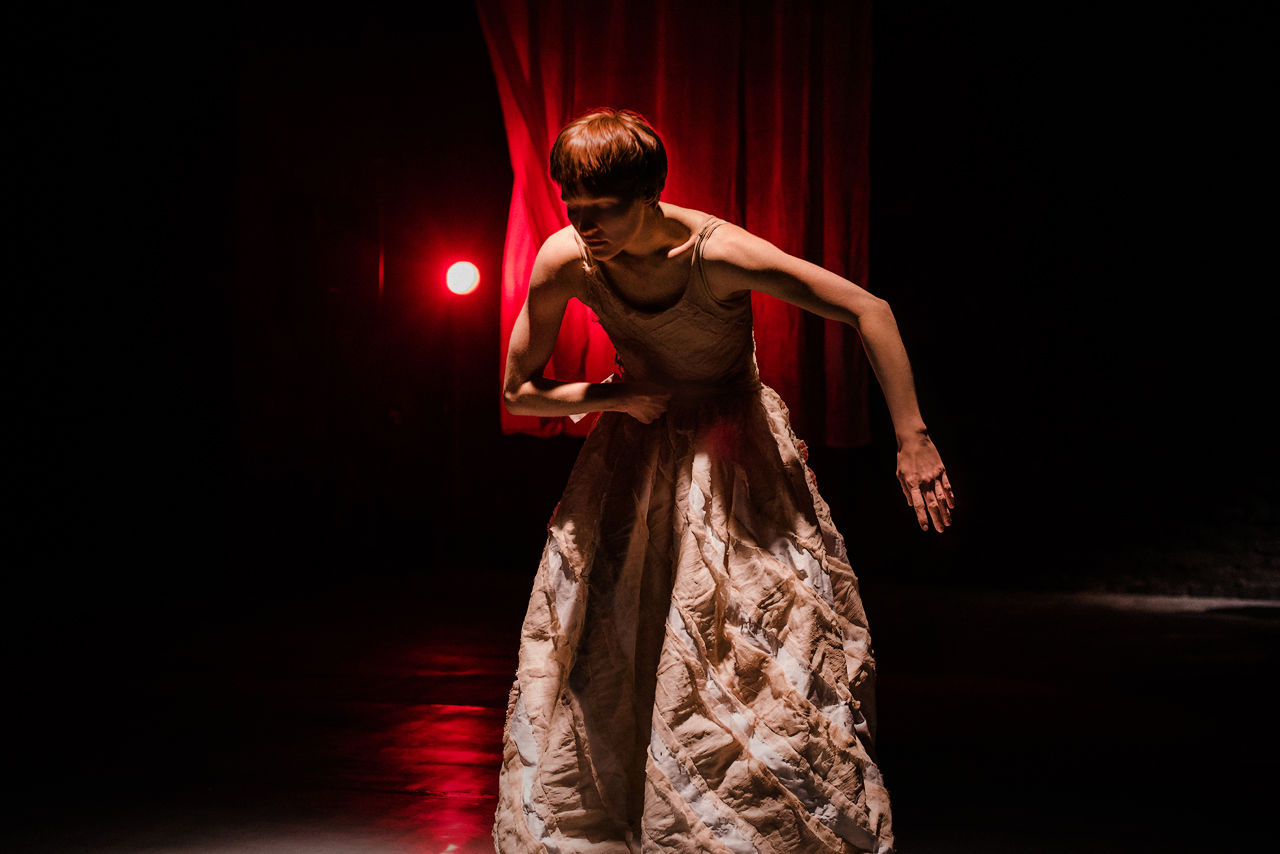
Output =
[
  {"x1": 868, "y1": 295, "x2": 894, "y2": 323},
  {"x1": 851, "y1": 295, "x2": 893, "y2": 328},
  {"x1": 503, "y1": 387, "x2": 529, "y2": 416}
]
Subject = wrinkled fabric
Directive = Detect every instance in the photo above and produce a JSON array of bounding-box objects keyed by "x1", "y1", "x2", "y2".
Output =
[{"x1": 493, "y1": 217, "x2": 893, "y2": 854}]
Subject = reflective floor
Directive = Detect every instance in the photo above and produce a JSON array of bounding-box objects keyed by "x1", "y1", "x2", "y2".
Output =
[{"x1": 6, "y1": 571, "x2": 1277, "y2": 853}]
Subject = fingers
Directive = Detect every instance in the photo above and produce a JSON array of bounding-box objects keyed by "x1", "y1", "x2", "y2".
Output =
[
  {"x1": 916, "y1": 485, "x2": 947, "y2": 533},
  {"x1": 910, "y1": 486, "x2": 929, "y2": 531},
  {"x1": 909, "y1": 476, "x2": 953, "y2": 532},
  {"x1": 931, "y1": 480, "x2": 952, "y2": 528},
  {"x1": 630, "y1": 393, "x2": 670, "y2": 423},
  {"x1": 940, "y1": 471, "x2": 955, "y2": 507}
]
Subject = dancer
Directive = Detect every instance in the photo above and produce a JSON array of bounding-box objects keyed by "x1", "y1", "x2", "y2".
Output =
[{"x1": 493, "y1": 109, "x2": 952, "y2": 854}]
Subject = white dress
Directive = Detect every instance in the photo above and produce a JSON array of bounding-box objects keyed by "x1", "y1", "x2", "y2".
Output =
[{"x1": 492, "y1": 216, "x2": 894, "y2": 854}]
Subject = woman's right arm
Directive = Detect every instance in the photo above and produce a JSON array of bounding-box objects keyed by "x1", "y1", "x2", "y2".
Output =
[{"x1": 502, "y1": 236, "x2": 670, "y2": 423}]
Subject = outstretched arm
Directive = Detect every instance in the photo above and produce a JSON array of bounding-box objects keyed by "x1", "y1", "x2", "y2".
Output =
[
  {"x1": 703, "y1": 224, "x2": 955, "y2": 532},
  {"x1": 502, "y1": 233, "x2": 671, "y2": 423}
]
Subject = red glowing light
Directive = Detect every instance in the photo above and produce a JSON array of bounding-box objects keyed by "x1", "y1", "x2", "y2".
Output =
[{"x1": 446, "y1": 261, "x2": 480, "y2": 295}]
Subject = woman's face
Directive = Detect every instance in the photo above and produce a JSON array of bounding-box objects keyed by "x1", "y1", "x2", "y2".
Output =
[{"x1": 562, "y1": 192, "x2": 647, "y2": 260}]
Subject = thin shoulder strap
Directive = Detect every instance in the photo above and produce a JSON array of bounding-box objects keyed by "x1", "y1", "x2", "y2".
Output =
[
  {"x1": 692, "y1": 216, "x2": 735, "y2": 304},
  {"x1": 695, "y1": 215, "x2": 725, "y2": 251},
  {"x1": 692, "y1": 215, "x2": 724, "y2": 270},
  {"x1": 569, "y1": 228, "x2": 594, "y2": 269}
]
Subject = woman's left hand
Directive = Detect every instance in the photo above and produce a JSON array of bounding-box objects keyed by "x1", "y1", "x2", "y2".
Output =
[{"x1": 896, "y1": 433, "x2": 954, "y2": 533}]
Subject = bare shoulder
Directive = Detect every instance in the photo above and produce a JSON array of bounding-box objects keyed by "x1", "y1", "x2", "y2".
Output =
[
  {"x1": 657, "y1": 201, "x2": 715, "y2": 231},
  {"x1": 530, "y1": 226, "x2": 588, "y2": 299},
  {"x1": 697, "y1": 221, "x2": 797, "y2": 301},
  {"x1": 700, "y1": 220, "x2": 783, "y2": 270}
]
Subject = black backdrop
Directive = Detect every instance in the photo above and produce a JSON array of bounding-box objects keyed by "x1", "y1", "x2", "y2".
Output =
[
  {"x1": 13, "y1": 2, "x2": 1275, "y2": 616},
  {"x1": 9, "y1": 5, "x2": 1276, "y2": 842}
]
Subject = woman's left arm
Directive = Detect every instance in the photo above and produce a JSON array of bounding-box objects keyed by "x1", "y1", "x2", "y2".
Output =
[{"x1": 703, "y1": 224, "x2": 955, "y2": 532}]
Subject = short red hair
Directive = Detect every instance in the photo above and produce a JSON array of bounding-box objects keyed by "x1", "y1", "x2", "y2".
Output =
[{"x1": 549, "y1": 109, "x2": 668, "y2": 205}]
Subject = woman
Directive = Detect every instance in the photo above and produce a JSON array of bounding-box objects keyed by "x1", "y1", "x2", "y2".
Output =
[{"x1": 493, "y1": 109, "x2": 952, "y2": 854}]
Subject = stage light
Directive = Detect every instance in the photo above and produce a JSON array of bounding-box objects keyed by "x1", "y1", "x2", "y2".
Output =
[{"x1": 446, "y1": 261, "x2": 480, "y2": 295}]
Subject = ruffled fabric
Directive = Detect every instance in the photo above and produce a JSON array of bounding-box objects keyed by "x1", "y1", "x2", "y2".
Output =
[{"x1": 492, "y1": 387, "x2": 893, "y2": 854}]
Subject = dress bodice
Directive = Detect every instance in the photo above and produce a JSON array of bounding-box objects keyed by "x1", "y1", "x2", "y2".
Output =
[{"x1": 573, "y1": 217, "x2": 760, "y2": 399}]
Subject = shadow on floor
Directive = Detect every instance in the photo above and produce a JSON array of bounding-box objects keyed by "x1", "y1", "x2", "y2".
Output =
[{"x1": 5, "y1": 569, "x2": 1276, "y2": 853}]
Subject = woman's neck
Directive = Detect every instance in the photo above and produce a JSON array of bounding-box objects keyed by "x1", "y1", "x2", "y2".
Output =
[{"x1": 617, "y1": 203, "x2": 693, "y2": 263}]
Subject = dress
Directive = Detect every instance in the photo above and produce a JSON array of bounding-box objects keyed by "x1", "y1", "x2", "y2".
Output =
[{"x1": 492, "y1": 216, "x2": 894, "y2": 854}]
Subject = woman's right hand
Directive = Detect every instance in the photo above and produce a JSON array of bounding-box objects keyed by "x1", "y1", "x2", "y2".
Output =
[{"x1": 615, "y1": 381, "x2": 672, "y2": 423}]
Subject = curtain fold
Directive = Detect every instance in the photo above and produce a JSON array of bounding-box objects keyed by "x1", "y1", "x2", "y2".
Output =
[{"x1": 477, "y1": 0, "x2": 871, "y2": 446}]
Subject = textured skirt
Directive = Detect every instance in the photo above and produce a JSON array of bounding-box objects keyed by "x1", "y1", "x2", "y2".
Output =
[{"x1": 492, "y1": 386, "x2": 894, "y2": 854}]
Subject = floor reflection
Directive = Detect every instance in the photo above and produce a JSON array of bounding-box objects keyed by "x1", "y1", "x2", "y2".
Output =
[{"x1": 6, "y1": 576, "x2": 1275, "y2": 852}]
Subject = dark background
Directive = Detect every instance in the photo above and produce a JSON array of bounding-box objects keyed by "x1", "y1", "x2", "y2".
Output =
[
  {"x1": 16, "y1": 1, "x2": 1272, "y2": 596},
  {"x1": 9, "y1": 0, "x2": 1275, "y2": 832},
  {"x1": 13, "y1": 3, "x2": 1275, "y2": 625}
]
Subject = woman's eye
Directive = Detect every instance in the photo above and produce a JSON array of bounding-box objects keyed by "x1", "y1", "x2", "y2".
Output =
[{"x1": 566, "y1": 200, "x2": 622, "y2": 217}]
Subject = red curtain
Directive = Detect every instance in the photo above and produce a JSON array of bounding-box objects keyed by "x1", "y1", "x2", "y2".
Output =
[{"x1": 476, "y1": 0, "x2": 872, "y2": 446}]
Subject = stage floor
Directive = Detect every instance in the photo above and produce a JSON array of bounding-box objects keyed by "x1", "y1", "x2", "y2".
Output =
[{"x1": 6, "y1": 571, "x2": 1277, "y2": 853}]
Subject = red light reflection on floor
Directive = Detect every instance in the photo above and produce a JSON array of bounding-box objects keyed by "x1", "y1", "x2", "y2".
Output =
[{"x1": 368, "y1": 702, "x2": 504, "y2": 853}]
